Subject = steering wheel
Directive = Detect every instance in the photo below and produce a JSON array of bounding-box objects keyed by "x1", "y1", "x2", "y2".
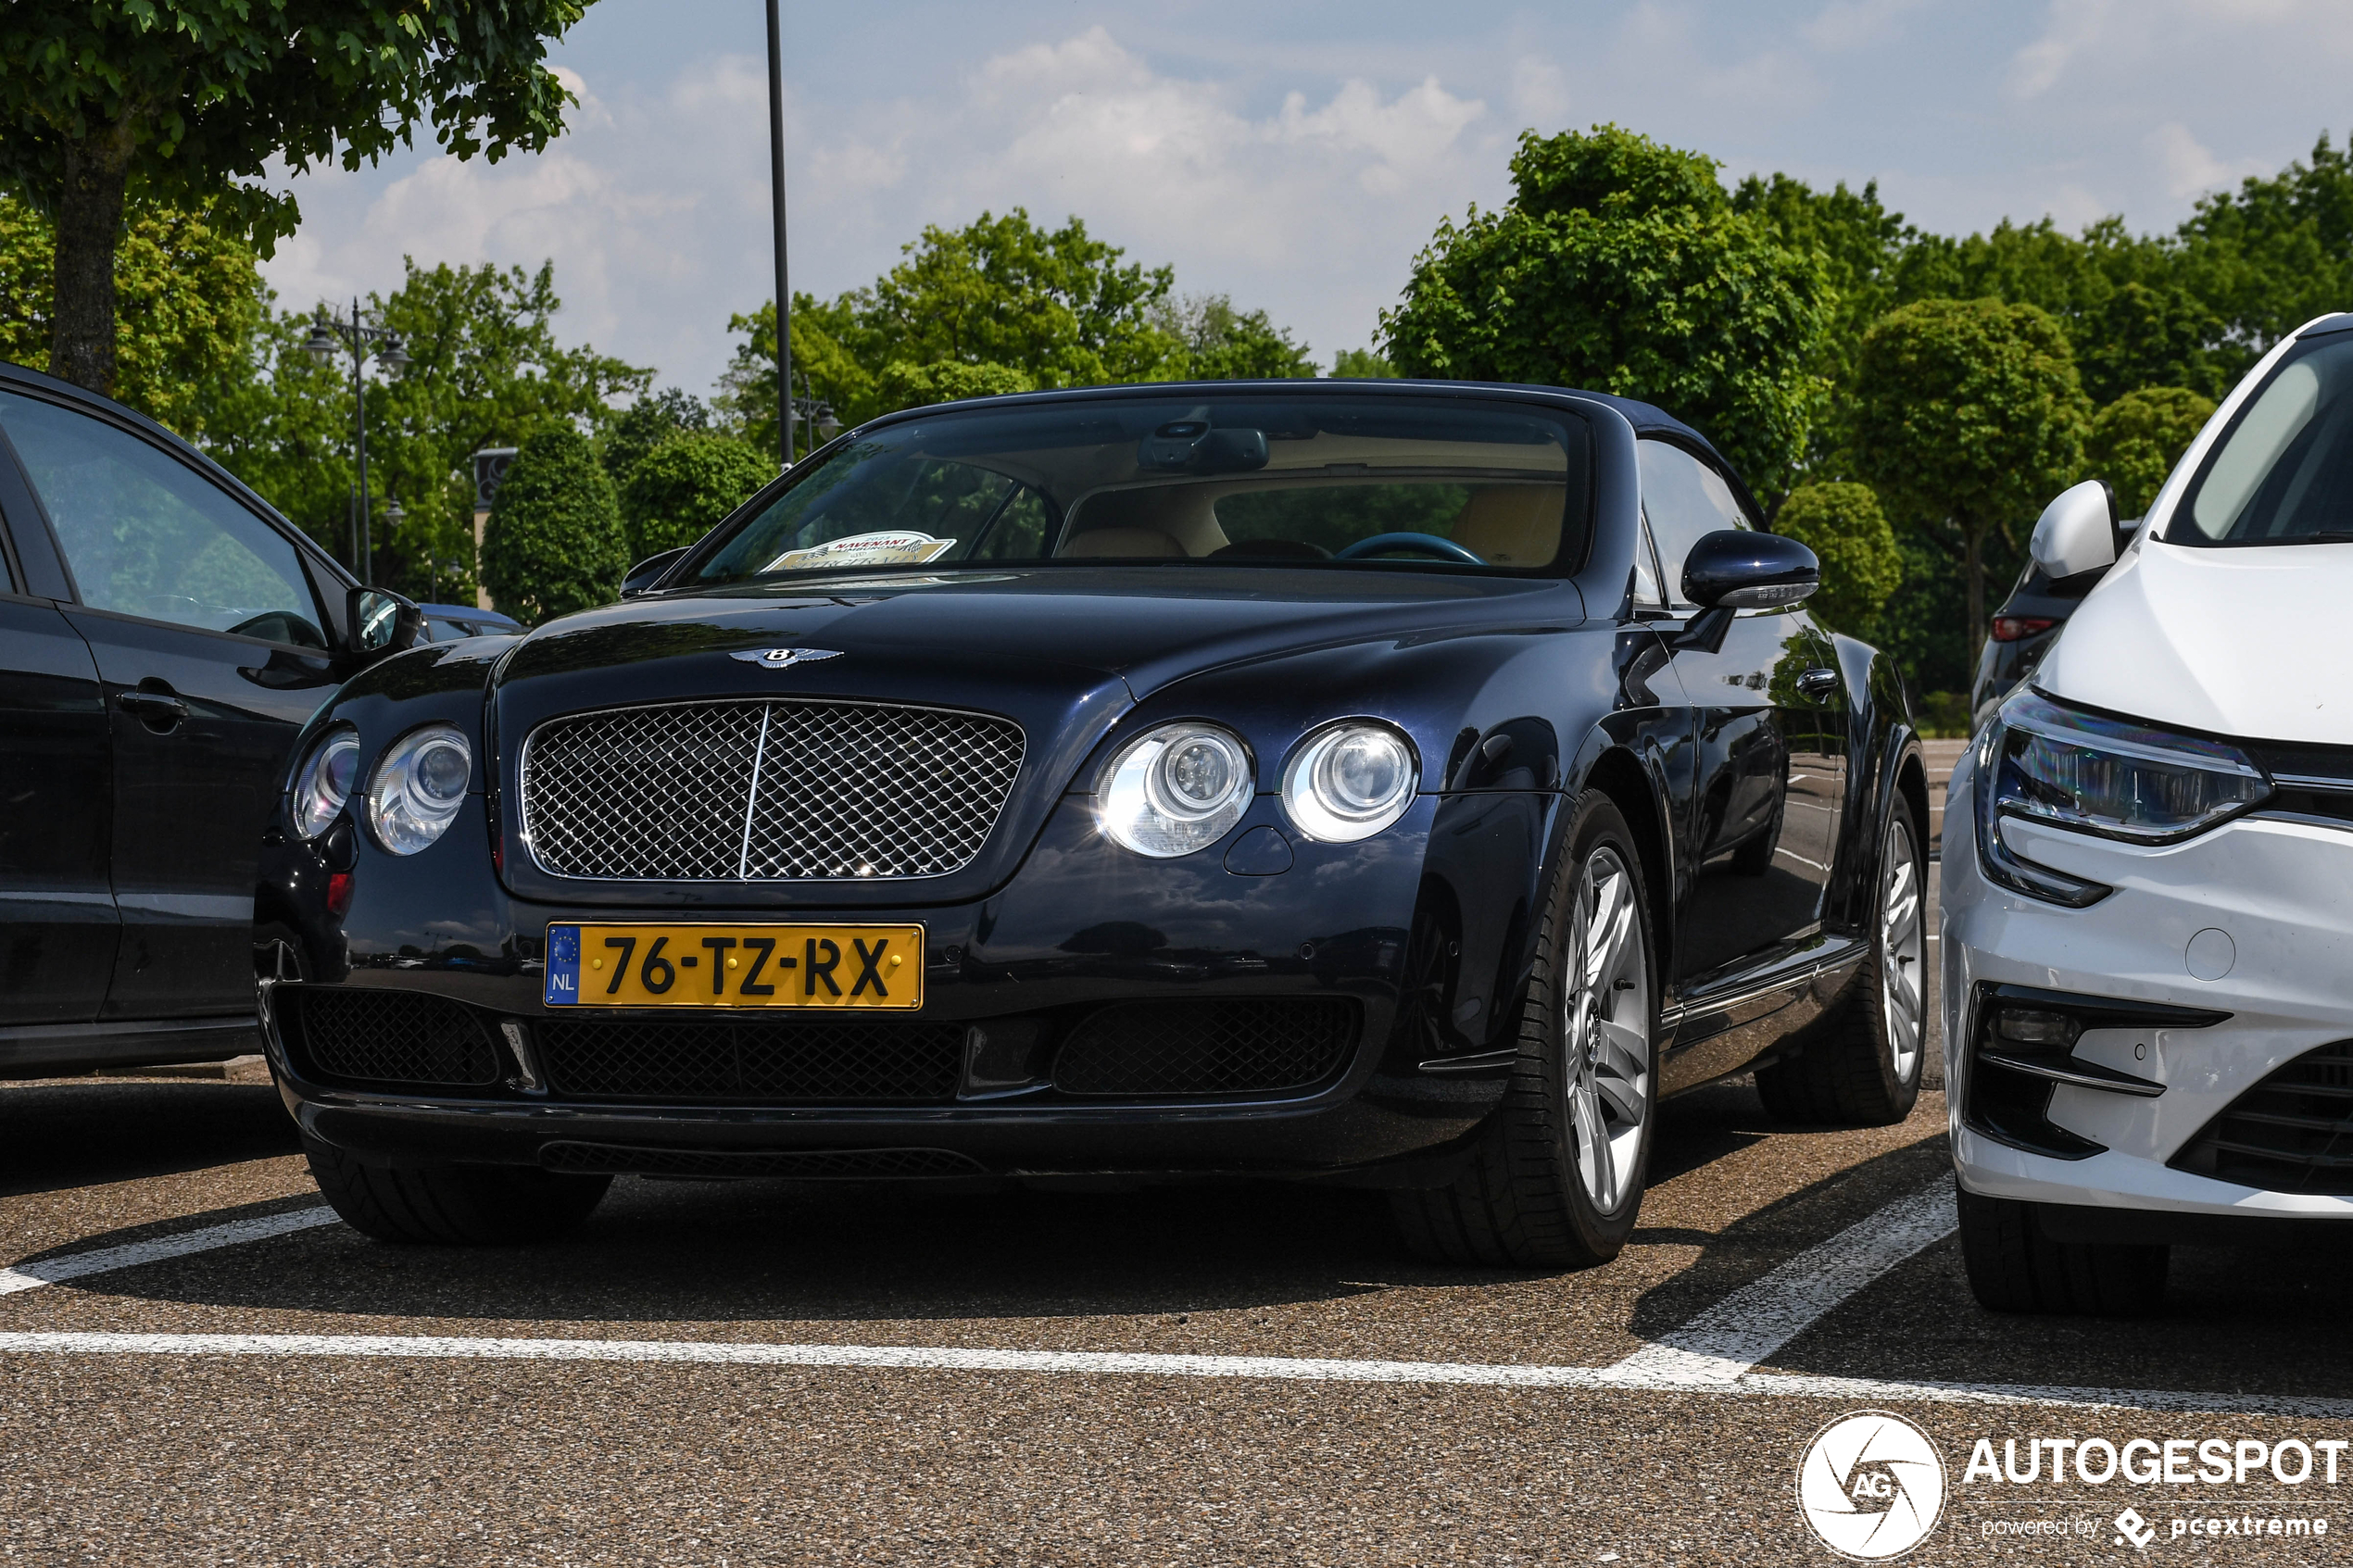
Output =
[{"x1": 1332, "y1": 532, "x2": 1484, "y2": 565}]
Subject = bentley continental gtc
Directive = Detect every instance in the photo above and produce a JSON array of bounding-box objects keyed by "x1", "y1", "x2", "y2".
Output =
[{"x1": 260, "y1": 383, "x2": 1931, "y2": 1265}]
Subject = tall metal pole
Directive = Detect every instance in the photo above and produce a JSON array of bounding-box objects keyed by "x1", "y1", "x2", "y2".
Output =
[
  {"x1": 352, "y1": 297, "x2": 372, "y2": 586},
  {"x1": 765, "y1": 0, "x2": 793, "y2": 468}
]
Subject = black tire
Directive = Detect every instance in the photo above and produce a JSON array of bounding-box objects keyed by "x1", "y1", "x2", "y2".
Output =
[
  {"x1": 1390, "y1": 793, "x2": 1660, "y2": 1269},
  {"x1": 1755, "y1": 795, "x2": 1927, "y2": 1127},
  {"x1": 304, "y1": 1135, "x2": 610, "y2": 1245},
  {"x1": 1957, "y1": 1189, "x2": 2169, "y2": 1316}
]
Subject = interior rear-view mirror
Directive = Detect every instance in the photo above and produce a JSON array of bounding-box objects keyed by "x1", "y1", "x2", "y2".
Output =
[
  {"x1": 348, "y1": 586, "x2": 423, "y2": 661},
  {"x1": 2031, "y1": 480, "x2": 2120, "y2": 580}
]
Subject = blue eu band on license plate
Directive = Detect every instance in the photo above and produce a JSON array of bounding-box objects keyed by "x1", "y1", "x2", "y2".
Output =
[{"x1": 543, "y1": 922, "x2": 925, "y2": 1010}]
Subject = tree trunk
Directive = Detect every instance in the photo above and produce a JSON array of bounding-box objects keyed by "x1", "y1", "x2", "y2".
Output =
[
  {"x1": 50, "y1": 119, "x2": 136, "y2": 398},
  {"x1": 1963, "y1": 521, "x2": 1986, "y2": 673}
]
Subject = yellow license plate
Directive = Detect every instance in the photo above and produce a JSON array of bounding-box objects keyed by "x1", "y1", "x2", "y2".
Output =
[{"x1": 543, "y1": 923, "x2": 923, "y2": 1010}]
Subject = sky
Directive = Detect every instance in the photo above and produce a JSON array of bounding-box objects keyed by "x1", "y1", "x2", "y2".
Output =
[{"x1": 258, "y1": 0, "x2": 2353, "y2": 401}]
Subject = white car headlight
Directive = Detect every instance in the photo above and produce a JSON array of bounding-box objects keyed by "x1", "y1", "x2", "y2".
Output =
[
  {"x1": 1974, "y1": 687, "x2": 2271, "y2": 906},
  {"x1": 1099, "y1": 722, "x2": 1255, "y2": 858},
  {"x1": 1282, "y1": 721, "x2": 1417, "y2": 842},
  {"x1": 366, "y1": 723, "x2": 473, "y2": 855},
  {"x1": 289, "y1": 728, "x2": 359, "y2": 839}
]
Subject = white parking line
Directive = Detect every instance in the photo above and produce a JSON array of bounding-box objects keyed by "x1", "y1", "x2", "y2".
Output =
[
  {"x1": 1604, "y1": 1176, "x2": 1957, "y2": 1386},
  {"x1": 5, "y1": 1179, "x2": 2345, "y2": 1422},
  {"x1": 0, "y1": 1330, "x2": 2344, "y2": 1419},
  {"x1": 0, "y1": 1207, "x2": 337, "y2": 1297}
]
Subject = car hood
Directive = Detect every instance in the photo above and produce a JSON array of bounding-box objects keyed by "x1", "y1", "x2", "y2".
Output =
[
  {"x1": 497, "y1": 566, "x2": 1581, "y2": 698},
  {"x1": 2037, "y1": 534, "x2": 2353, "y2": 745}
]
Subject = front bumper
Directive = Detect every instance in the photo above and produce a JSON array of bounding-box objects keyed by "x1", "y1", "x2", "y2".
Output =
[
  {"x1": 263, "y1": 790, "x2": 1563, "y2": 1182},
  {"x1": 1943, "y1": 749, "x2": 2353, "y2": 1223}
]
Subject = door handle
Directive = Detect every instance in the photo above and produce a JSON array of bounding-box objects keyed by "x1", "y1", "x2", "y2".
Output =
[
  {"x1": 119, "y1": 689, "x2": 189, "y2": 727},
  {"x1": 1795, "y1": 667, "x2": 1841, "y2": 699}
]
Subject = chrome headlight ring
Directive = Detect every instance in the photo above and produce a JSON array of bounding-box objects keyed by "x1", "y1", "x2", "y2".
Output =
[
  {"x1": 1281, "y1": 721, "x2": 1418, "y2": 843},
  {"x1": 366, "y1": 723, "x2": 474, "y2": 855},
  {"x1": 288, "y1": 726, "x2": 361, "y2": 840},
  {"x1": 1098, "y1": 721, "x2": 1256, "y2": 859}
]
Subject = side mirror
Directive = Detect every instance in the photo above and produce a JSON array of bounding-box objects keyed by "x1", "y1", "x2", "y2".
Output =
[
  {"x1": 621, "y1": 546, "x2": 689, "y2": 598},
  {"x1": 1671, "y1": 530, "x2": 1818, "y2": 655},
  {"x1": 2031, "y1": 480, "x2": 2119, "y2": 580},
  {"x1": 347, "y1": 586, "x2": 423, "y2": 661}
]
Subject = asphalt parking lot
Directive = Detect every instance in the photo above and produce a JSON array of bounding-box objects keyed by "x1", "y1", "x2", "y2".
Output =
[{"x1": 6, "y1": 742, "x2": 2353, "y2": 1566}]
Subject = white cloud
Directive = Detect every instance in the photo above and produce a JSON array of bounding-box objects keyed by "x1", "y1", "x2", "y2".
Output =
[
  {"x1": 2148, "y1": 120, "x2": 2268, "y2": 200},
  {"x1": 2008, "y1": 0, "x2": 2116, "y2": 97},
  {"x1": 1803, "y1": 0, "x2": 1929, "y2": 50}
]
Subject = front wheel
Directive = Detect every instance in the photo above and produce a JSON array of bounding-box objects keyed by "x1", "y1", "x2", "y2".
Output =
[
  {"x1": 1755, "y1": 795, "x2": 1926, "y2": 1126},
  {"x1": 305, "y1": 1135, "x2": 610, "y2": 1245},
  {"x1": 1391, "y1": 794, "x2": 1659, "y2": 1268},
  {"x1": 1957, "y1": 1190, "x2": 2168, "y2": 1315}
]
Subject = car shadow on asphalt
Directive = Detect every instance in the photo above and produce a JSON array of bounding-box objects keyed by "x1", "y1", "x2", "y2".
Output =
[
  {"x1": 0, "y1": 1081, "x2": 299, "y2": 1199},
  {"x1": 29, "y1": 1079, "x2": 1925, "y2": 1332}
]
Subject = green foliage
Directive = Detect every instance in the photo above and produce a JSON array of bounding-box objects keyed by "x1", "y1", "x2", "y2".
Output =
[
  {"x1": 2084, "y1": 386, "x2": 2218, "y2": 519},
  {"x1": 874, "y1": 359, "x2": 1036, "y2": 409},
  {"x1": 601, "y1": 388, "x2": 711, "y2": 491},
  {"x1": 1329, "y1": 347, "x2": 1398, "y2": 378},
  {"x1": 618, "y1": 431, "x2": 773, "y2": 562},
  {"x1": 1850, "y1": 297, "x2": 2091, "y2": 666},
  {"x1": 1151, "y1": 294, "x2": 1316, "y2": 380},
  {"x1": 1381, "y1": 125, "x2": 1831, "y2": 500},
  {"x1": 197, "y1": 257, "x2": 647, "y2": 603},
  {"x1": 481, "y1": 428, "x2": 627, "y2": 625},
  {"x1": 1872, "y1": 531, "x2": 1982, "y2": 696},
  {"x1": 2179, "y1": 131, "x2": 2353, "y2": 358},
  {"x1": 1771, "y1": 482, "x2": 1902, "y2": 635},
  {"x1": 0, "y1": 190, "x2": 265, "y2": 433},
  {"x1": 0, "y1": 0, "x2": 584, "y2": 250}
]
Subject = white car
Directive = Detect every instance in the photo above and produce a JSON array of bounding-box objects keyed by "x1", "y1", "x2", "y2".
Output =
[{"x1": 1944, "y1": 314, "x2": 2353, "y2": 1314}]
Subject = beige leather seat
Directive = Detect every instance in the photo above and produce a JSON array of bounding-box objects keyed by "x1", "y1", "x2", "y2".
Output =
[
  {"x1": 1450, "y1": 485, "x2": 1563, "y2": 567},
  {"x1": 1058, "y1": 525, "x2": 1188, "y2": 558}
]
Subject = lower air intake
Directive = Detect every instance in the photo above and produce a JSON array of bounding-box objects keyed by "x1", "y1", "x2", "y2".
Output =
[
  {"x1": 539, "y1": 1143, "x2": 987, "y2": 1179},
  {"x1": 1052, "y1": 998, "x2": 1359, "y2": 1097},
  {"x1": 536, "y1": 1018, "x2": 964, "y2": 1103},
  {"x1": 2172, "y1": 1039, "x2": 2353, "y2": 1194},
  {"x1": 287, "y1": 989, "x2": 502, "y2": 1089}
]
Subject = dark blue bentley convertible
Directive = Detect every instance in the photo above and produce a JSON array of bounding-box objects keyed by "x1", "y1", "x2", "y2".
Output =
[{"x1": 259, "y1": 382, "x2": 1929, "y2": 1267}]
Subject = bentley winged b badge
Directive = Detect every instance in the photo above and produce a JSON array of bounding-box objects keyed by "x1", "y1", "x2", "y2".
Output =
[{"x1": 731, "y1": 647, "x2": 845, "y2": 671}]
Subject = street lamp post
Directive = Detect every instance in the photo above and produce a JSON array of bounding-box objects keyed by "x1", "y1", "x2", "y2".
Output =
[
  {"x1": 765, "y1": 0, "x2": 792, "y2": 470},
  {"x1": 788, "y1": 370, "x2": 839, "y2": 459},
  {"x1": 304, "y1": 298, "x2": 410, "y2": 585}
]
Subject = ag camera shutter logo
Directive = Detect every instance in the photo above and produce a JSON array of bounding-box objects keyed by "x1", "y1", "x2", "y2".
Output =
[{"x1": 1797, "y1": 1411, "x2": 1946, "y2": 1559}]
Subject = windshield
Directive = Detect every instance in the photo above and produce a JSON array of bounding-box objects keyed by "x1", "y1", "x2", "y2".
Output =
[
  {"x1": 686, "y1": 394, "x2": 1591, "y2": 585},
  {"x1": 2171, "y1": 332, "x2": 2353, "y2": 546}
]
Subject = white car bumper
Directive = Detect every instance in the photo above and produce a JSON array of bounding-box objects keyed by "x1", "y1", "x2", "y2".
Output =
[{"x1": 1943, "y1": 747, "x2": 2353, "y2": 1223}]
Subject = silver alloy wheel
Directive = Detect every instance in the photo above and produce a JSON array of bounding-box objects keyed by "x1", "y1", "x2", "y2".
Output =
[
  {"x1": 1562, "y1": 844, "x2": 1651, "y2": 1210},
  {"x1": 1879, "y1": 815, "x2": 1925, "y2": 1082}
]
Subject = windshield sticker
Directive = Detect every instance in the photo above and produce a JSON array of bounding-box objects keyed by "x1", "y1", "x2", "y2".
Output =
[{"x1": 767, "y1": 531, "x2": 958, "y2": 572}]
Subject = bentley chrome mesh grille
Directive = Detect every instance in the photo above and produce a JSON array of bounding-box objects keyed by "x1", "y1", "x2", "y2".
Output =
[{"x1": 520, "y1": 699, "x2": 1025, "y2": 881}]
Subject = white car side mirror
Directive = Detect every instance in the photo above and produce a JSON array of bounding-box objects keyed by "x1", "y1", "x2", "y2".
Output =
[{"x1": 2030, "y1": 480, "x2": 2120, "y2": 580}]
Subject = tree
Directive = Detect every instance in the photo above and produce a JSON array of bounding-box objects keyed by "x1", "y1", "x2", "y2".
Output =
[
  {"x1": 618, "y1": 432, "x2": 774, "y2": 562},
  {"x1": 602, "y1": 387, "x2": 711, "y2": 491},
  {"x1": 202, "y1": 257, "x2": 646, "y2": 598},
  {"x1": 0, "y1": 0, "x2": 585, "y2": 397},
  {"x1": 1151, "y1": 294, "x2": 1316, "y2": 380},
  {"x1": 2084, "y1": 386, "x2": 2217, "y2": 519},
  {"x1": 717, "y1": 295, "x2": 874, "y2": 459},
  {"x1": 0, "y1": 190, "x2": 266, "y2": 436},
  {"x1": 1329, "y1": 347, "x2": 1397, "y2": 378},
  {"x1": 1382, "y1": 125, "x2": 1831, "y2": 500},
  {"x1": 2178, "y1": 131, "x2": 2353, "y2": 363},
  {"x1": 1850, "y1": 298, "x2": 2091, "y2": 668},
  {"x1": 1772, "y1": 482, "x2": 1903, "y2": 637},
  {"x1": 481, "y1": 428, "x2": 627, "y2": 625}
]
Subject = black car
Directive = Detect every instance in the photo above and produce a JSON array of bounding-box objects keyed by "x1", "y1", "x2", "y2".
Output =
[
  {"x1": 1967, "y1": 517, "x2": 2143, "y2": 732},
  {"x1": 417, "y1": 603, "x2": 524, "y2": 643},
  {"x1": 262, "y1": 383, "x2": 1930, "y2": 1266},
  {"x1": 0, "y1": 359, "x2": 419, "y2": 1078}
]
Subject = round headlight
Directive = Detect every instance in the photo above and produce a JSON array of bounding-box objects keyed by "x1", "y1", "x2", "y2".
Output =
[
  {"x1": 1099, "y1": 722, "x2": 1255, "y2": 858},
  {"x1": 1282, "y1": 721, "x2": 1417, "y2": 842},
  {"x1": 289, "y1": 728, "x2": 360, "y2": 839},
  {"x1": 366, "y1": 723, "x2": 472, "y2": 855}
]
